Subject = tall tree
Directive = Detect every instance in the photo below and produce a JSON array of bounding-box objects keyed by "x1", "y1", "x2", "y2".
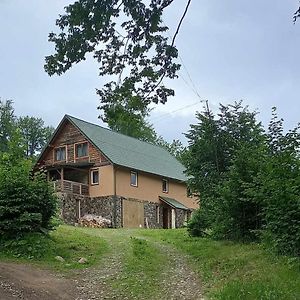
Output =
[
  {"x1": 185, "y1": 101, "x2": 266, "y2": 240},
  {"x1": 0, "y1": 99, "x2": 16, "y2": 153},
  {"x1": 17, "y1": 116, "x2": 54, "y2": 158},
  {"x1": 254, "y1": 108, "x2": 300, "y2": 255},
  {"x1": 45, "y1": 0, "x2": 192, "y2": 134}
]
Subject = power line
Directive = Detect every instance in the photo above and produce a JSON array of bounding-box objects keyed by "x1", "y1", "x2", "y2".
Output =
[{"x1": 151, "y1": 100, "x2": 204, "y2": 123}]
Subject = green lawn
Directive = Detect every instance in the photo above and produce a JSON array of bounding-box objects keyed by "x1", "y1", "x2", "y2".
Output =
[
  {"x1": 0, "y1": 226, "x2": 299, "y2": 299},
  {"x1": 139, "y1": 229, "x2": 300, "y2": 299},
  {"x1": 0, "y1": 225, "x2": 108, "y2": 272}
]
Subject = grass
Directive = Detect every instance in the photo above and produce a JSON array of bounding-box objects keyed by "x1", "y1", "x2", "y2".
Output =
[
  {"x1": 0, "y1": 226, "x2": 299, "y2": 299},
  {"x1": 111, "y1": 236, "x2": 167, "y2": 299},
  {"x1": 0, "y1": 225, "x2": 108, "y2": 272},
  {"x1": 139, "y1": 229, "x2": 300, "y2": 299}
]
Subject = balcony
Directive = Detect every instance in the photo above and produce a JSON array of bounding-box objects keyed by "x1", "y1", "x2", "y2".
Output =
[{"x1": 53, "y1": 180, "x2": 89, "y2": 196}]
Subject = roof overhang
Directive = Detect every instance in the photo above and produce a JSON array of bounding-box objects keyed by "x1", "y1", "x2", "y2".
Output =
[{"x1": 159, "y1": 196, "x2": 189, "y2": 210}]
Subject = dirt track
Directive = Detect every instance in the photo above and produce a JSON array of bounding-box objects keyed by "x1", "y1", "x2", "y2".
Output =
[
  {"x1": 0, "y1": 229, "x2": 203, "y2": 300},
  {"x1": 0, "y1": 262, "x2": 75, "y2": 300}
]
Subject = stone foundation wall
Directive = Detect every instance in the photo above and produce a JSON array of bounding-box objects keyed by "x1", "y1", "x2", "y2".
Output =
[
  {"x1": 144, "y1": 202, "x2": 163, "y2": 228},
  {"x1": 58, "y1": 192, "x2": 190, "y2": 229},
  {"x1": 175, "y1": 208, "x2": 187, "y2": 228},
  {"x1": 58, "y1": 193, "x2": 122, "y2": 228}
]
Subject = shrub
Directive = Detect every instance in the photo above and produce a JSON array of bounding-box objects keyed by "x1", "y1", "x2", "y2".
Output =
[
  {"x1": 187, "y1": 208, "x2": 211, "y2": 237},
  {"x1": 0, "y1": 158, "x2": 57, "y2": 239}
]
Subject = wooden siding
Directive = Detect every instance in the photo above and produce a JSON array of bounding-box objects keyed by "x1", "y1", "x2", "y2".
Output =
[{"x1": 39, "y1": 120, "x2": 109, "y2": 167}]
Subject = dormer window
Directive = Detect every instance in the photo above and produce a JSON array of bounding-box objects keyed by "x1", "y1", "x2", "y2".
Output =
[
  {"x1": 75, "y1": 142, "x2": 88, "y2": 158},
  {"x1": 54, "y1": 147, "x2": 66, "y2": 161},
  {"x1": 162, "y1": 179, "x2": 169, "y2": 193}
]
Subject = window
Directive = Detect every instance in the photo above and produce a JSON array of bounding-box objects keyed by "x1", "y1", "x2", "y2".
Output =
[
  {"x1": 75, "y1": 142, "x2": 88, "y2": 158},
  {"x1": 91, "y1": 169, "x2": 99, "y2": 185},
  {"x1": 54, "y1": 147, "x2": 66, "y2": 161},
  {"x1": 162, "y1": 179, "x2": 169, "y2": 193},
  {"x1": 130, "y1": 171, "x2": 138, "y2": 187}
]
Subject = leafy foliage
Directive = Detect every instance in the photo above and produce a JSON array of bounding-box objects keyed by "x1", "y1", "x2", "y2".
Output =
[
  {"x1": 0, "y1": 99, "x2": 54, "y2": 158},
  {"x1": 186, "y1": 102, "x2": 300, "y2": 256},
  {"x1": 44, "y1": 0, "x2": 190, "y2": 133},
  {"x1": 256, "y1": 108, "x2": 300, "y2": 256},
  {"x1": 18, "y1": 116, "x2": 54, "y2": 158},
  {"x1": 185, "y1": 101, "x2": 265, "y2": 241},
  {"x1": 0, "y1": 99, "x2": 16, "y2": 153},
  {"x1": 0, "y1": 137, "x2": 57, "y2": 238},
  {"x1": 45, "y1": 0, "x2": 180, "y2": 103}
]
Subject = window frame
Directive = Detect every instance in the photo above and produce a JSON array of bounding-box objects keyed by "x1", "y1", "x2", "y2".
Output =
[
  {"x1": 74, "y1": 141, "x2": 89, "y2": 159},
  {"x1": 162, "y1": 178, "x2": 169, "y2": 193},
  {"x1": 90, "y1": 168, "x2": 99, "y2": 185},
  {"x1": 54, "y1": 146, "x2": 67, "y2": 162},
  {"x1": 130, "y1": 171, "x2": 138, "y2": 187}
]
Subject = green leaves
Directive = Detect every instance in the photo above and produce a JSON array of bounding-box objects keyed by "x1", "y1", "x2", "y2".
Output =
[
  {"x1": 186, "y1": 102, "x2": 300, "y2": 256},
  {"x1": 0, "y1": 158, "x2": 57, "y2": 239},
  {"x1": 45, "y1": 0, "x2": 181, "y2": 124}
]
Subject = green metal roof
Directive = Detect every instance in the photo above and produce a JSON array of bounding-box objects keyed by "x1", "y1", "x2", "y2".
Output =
[
  {"x1": 65, "y1": 115, "x2": 187, "y2": 182},
  {"x1": 159, "y1": 196, "x2": 189, "y2": 210}
]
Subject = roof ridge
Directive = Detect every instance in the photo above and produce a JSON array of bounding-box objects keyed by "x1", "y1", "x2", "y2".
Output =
[{"x1": 65, "y1": 114, "x2": 176, "y2": 157}]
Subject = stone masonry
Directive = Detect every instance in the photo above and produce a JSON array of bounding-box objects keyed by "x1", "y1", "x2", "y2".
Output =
[{"x1": 58, "y1": 193, "x2": 189, "y2": 228}]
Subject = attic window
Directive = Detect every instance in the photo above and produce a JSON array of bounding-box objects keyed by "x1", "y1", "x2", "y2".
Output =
[
  {"x1": 75, "y1": 142, "x2": 88, "y2": 158},
  {"x1": 162, "y1": 179, "x2": 169, "y2": 193},
  {"x1": 130, "y1": 171, "x2": 138, "y2": 187},
  {"x1": 54, "y1": 147, "x2": 66, "y2": 161}
]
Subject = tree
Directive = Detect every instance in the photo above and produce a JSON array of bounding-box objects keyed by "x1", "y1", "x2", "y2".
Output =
[
  {"x1": 254, "y1": 108, "x2": 300, "y2": 256},
  {"x1": 0, "y1": 99, "x2": 16, "y2": 153},
  {"x1": 45, "y1": 0, "x2": 192, "y2": 131},
  {"x1": 155, "y1": 136, "x2": 185, "y2": 160},
  {"x1": 186, "y1": 101, "x2": 266, "y2": 241},
  {"x1": 0, "y1": 134, "x2": 57, "y2": 239},
  {"x1": 18, "y1": 116, "x2": 54, "y2": 158}
]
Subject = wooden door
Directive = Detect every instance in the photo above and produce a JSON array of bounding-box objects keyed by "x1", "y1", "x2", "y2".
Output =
[{"x1": 123, "y1": 199, "x2": 144, "y2": 228}]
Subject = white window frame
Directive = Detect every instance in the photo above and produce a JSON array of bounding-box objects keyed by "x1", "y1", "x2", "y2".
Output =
[
  {"x1": 91, "y1": 169, "x2": 99, "y2": 185},
  {"x1": 162, "y1": 179, "x2": 169, "y2": 193},
  {"x1": 130, "y1": 171, "x2": 138, "y2": 187}
]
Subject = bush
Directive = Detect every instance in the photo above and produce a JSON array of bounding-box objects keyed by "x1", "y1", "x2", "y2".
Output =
[
  {"x1": 187, "y1": 208, "x2": 211, "y2": 237},
  {"x1": 0, "y1": 158, "x2": 57, "y2": 239}
]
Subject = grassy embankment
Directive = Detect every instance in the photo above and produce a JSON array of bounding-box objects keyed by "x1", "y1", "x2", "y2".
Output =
[
  {"x1": 140, "y1": 229, "x2": 300, "y2": 299},
  {"x1": 0, "y1": 225, "x2": 299, "y2": 299},
  {"x1": 0, "y1": 225, "x2": 108, "y2": 272}
]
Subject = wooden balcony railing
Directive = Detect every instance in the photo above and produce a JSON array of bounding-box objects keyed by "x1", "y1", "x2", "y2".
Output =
[{"x1": 53, "y1": 180, "x2": 89, "y2": 196}]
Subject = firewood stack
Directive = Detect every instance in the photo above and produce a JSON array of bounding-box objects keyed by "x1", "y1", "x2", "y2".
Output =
[{"x1": 78, "y1": 214, "x2": 112, "y2": 228}]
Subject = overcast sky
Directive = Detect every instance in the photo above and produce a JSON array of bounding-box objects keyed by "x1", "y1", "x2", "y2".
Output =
[{"x1": 1, "y1": 1, "x2": 300, "y2": 143}]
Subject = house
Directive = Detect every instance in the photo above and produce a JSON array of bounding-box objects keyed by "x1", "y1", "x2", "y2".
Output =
[{"x1": 35, "y1": 115, "x2": 198, "y2": 228}]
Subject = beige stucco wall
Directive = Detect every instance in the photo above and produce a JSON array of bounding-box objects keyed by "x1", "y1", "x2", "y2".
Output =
[
  {"x1": 89, "y1": 165, "x2": 114, "y2": 197},
  {"x1": 115, "y1": 166, "x2": 198, "y2": 209}
]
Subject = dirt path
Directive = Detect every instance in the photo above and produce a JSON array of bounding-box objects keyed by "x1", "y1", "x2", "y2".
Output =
[
  {"x1": 0, "y1": 262, "x2": 75, "y2": 300},
  {"x1": 0, "y1": 229, "x2": 203, "y2": 300}
]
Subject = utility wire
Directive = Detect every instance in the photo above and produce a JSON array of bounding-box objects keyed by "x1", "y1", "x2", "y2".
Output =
[{"x1": 151, "y1": 100, "x2": 203, "y2": 123}]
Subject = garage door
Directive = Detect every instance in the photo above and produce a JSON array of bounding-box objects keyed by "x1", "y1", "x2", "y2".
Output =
[{"x1": 123, "y1": 199, "x2": 144, "y2": 228}]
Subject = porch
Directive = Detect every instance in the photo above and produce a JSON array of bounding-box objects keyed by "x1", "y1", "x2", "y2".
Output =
[
  {"x1": 53, "y1": 179, "x2": 89, "y2": 196},
  {"x1": 46, "y1": 162, "x2": 93, "y2": 196}
]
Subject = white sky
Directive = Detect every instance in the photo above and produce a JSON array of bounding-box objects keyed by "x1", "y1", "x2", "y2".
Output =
[{"x1": 1, "y1": 1, "x2": 300, "y2": 143}]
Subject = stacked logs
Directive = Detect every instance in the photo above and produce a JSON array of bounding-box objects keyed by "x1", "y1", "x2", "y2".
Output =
[{"x1": 78, "y1": 214, "x2": 112, "y2": 228}]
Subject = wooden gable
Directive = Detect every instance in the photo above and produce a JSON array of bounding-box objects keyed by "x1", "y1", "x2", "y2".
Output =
[{"x1": 36, "y1": 119, "x2": 110, "y2": 168}]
